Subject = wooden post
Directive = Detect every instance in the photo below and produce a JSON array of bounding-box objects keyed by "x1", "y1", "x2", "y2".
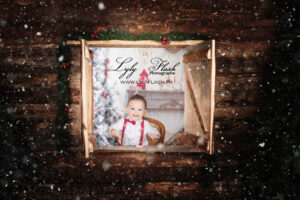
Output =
[
  {"x1": 80, "y1": 39, "x2": 94, "y2": 158},
  {"x1": 209, "y1": 40, "x2": 216, "y2": 154}
]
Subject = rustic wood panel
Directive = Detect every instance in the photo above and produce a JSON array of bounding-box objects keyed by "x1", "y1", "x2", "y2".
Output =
[
  {"x1": 216, "y1": 57, "x2": 265, "y2": 75},
  {"x1": 0, "y1": 0, "x2": 279, "y2": 198},
  {"x1": 0, "y1": 86, "x2": 57, "y2": 104},
  {"x1": 1, "y1": 104, "x2": 56, "y2": 119},
  {"x1": 215, "y1": 106, "x2": 258, "y2": 120},
  {"x1": 1, "y1": 1, "x2": 273, "y2": 25},
  {"x1": 215, "y1": 75, "x2": 261, "y2": 92},
  {"x1": 214, "y1": 117, "x2": 258, "y2": 133},
  {"x1": 0, "y1": 64, "x2": 57, "y2": 73},
  {"x1": 0, "y1": 73, "x2": 57, "y2": 87},
  {"x1": 216, "y1": 41, "x2": 272, "y2": 57},
  {"x1": 1, "y1": 0, "x2": 276, "y2": 44},
  {"x1": 68, "y1": 104, "x2": 81, "y2": 120},
  {"x1": 69, "y1": 73, "x2": 80, "y2": 90},
  {"x1": 1, "y1": 0, "x2": 272, "y2": 11},
  {"x1": 69, "y1": 89, "x2": 80, "y2": 104},
  {"x1": 0, "y1": 56, "x2": 57, "y2": 68},
  {"x1": 52, "y1": 0, "x2": 271, "y2": 11},
  {"x1": 0, "y1": 46, "x2": 58, "y2": 57},
  {"x1": 3, "y1": 148, "x2": 248, "y2": 199}
]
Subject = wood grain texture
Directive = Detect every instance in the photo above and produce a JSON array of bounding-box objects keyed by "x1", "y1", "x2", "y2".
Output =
[
  {"x1": 0, "y1": 1, "x2": 278, "y2": 198},
  {"x1": 67, "y1": 40, "x2": 205, "y2": 48}
]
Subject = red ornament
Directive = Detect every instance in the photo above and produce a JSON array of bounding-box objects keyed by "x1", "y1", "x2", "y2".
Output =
[
  {"x1": 64, "y1": 107, "x2": 69, "y2": 113},
  {"x1": 162, "y1": 36, "x2": 170, "y2": 45},
  {"x1": 64, "y1": 63, "x2": 69, "y2": 69},
  {"x1": 101, "y1": 92, "x2": 109, "y2": 99},
  {"x1": 91, "y1": 30, "x2": 98, "y2": 39},
  {"x1": 60, "y1": 63, "x2": 70, "y2": 69}
]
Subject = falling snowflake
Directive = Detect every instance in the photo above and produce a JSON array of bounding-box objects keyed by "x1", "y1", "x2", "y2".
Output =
[
  {"x1": 98, "y1": 2, "x2": 105, "y2": 10},
  {"x1": 197, "y1": 138, "x2": 205, "y2": 145},
  {"x1": 259, "y1": 142, "x2": 265, "y2": 147},
  {"x1": 102, "y1": 160, "x2": 111, "y2": 171},
  {"x1": 58, "y1": 55, "x2": 64, "y2": 62}
]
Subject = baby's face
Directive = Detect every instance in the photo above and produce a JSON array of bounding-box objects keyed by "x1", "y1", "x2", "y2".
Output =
[{"x1": 126, "y1": 99, "x2": 146, "y2": 121}]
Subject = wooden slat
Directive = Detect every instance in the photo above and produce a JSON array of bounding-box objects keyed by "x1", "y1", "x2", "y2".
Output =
[
  {"x1": 184, "y1": 88, "x2": 205, "y2": 138},
  {"x1": 80, "y1": 39, "x2": 94, "y2": 158},
  {"x1": 184, "y1": 67, "x2": 208, "y2": 133},
  {"x1": 94, "y1": 145, "x2": 205, "y2": 153},
  {"x1": 87, "y1": 46, "x2": 94, "y2": 155},
  {"x1": 67, "y1": 40, "x2": 205, "y2": 48},
  {"x1": 81, "y1": 39, "x2": 90, "y2": 158},
  {"x1": 84, "y1": 45, "x2": 94, "y2": 138}
]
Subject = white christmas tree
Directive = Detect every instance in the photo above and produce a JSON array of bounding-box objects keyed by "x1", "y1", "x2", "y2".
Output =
[{"x1": 91, "y1": 48, "x2": 122, "y2": 146}]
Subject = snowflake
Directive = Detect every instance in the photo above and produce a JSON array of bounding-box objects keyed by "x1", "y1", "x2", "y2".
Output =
[
  {"x1": 102, "y1": 160, "x2": 111, "y2": 171},
  {"x1": 98, "y1": 2, "x2": 105, "y2": 10},
  {"x1": 58, "y1": 55, "x2": 64, "y2": 62},
  {"x1": 259, "y1": 142, "x2": 265, "y2": 147}
]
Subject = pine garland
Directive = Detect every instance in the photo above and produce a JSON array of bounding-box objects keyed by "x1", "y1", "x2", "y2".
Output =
[{"x1": 56, "y1": 30, "x2": 210, "y2": 154}]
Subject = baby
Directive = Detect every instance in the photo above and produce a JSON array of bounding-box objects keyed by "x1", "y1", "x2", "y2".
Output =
[{"x1": 109, "y1": 94, "x2": 160, "y2": 146}]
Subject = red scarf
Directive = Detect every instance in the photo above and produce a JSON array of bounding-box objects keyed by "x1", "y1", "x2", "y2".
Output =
[{"x1": 121, "y1": 119, "x2": 144, "y2": 146}]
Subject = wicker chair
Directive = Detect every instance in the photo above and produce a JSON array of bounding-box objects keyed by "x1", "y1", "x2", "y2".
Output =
[{"x1": 143, "y1": 117, "x2": 165, "y2": 145}]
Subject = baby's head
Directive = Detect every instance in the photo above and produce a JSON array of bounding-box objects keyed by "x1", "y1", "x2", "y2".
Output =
[{"x1": 126, "y1": 94, "x2": 147, "y2": 121}]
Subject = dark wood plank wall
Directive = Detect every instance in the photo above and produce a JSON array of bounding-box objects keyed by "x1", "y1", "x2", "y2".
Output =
[{"x1": 0, "y1": 0, "x2": 277, "y2": 199}]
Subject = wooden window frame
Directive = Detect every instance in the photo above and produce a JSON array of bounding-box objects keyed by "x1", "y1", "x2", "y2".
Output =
[{"x1": 67, "y1": 39, "x2": 216, "y2": 158}]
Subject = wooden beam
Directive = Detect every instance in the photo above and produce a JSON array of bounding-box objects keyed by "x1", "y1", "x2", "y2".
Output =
[
  {"x1": 209, "y1": 39, "x2": 216, "y2": 155},
  {"x1": 66, "y1": 40, "x2": 205, "y2": 48},
  {"x1": 81, "y1": 39, "x2": 90, "y2": 158},
  {"x1": 94, "y1": 145, "x2": 205, "y2": 153}
]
